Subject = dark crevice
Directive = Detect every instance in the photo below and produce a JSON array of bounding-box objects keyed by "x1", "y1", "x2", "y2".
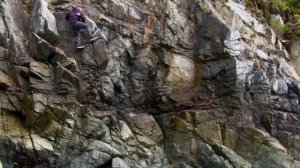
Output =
[{"x1": 97, "y1": 158, "x2": 112, "y2": 168}]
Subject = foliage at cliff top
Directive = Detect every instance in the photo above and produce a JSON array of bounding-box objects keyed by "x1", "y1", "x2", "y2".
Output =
[{"x1": 246, "y1": 0, "x2": 300, "y2": 40}]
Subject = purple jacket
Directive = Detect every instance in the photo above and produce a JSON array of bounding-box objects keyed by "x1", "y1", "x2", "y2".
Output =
[{"x1": 65, "y1": 7, "x2": 85, "y2": 25}]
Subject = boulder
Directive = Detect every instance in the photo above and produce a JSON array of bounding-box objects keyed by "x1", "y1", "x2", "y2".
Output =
[
  {"x1": 23, "y1": 93, "x2": 53, "y2": 130},
  {"x1": 55, "y1": 63, "x2": 80, "y2": 95},
  {"x1": 236, "y1": 127, "x2": 293, "y2": 168},
  {"x1": 224, "y1": 29, "x2": 245, "y2": 56},
  {"x1": 28, "y1": 60, "x2": 54, "y2": 91},
  {"x1": 107, "y1": 0, "x2": 148, "y2": 23},
  {"x1": 0, "y1": 70, "x2": 14, "y2": 89},
  {"x1": 195, "y1": 122, "x2": 222, "y2": 143},
  {"x1": 256, "y1": 49, "x2": 269, "y2": 60},
  {"x1": 124, "y1": 113, "x2": 163, "y2": 144},
  {"x1": 209, "y1": 141, "x2": 252, "y2": 168},
  {"x1": 23, "y1": 134, "x2": 54, "y2": 158},
  {"x1": 112, "y1": 157, "x2": 129, "y2": 168},
  {"x1": 226, "y1": 0, "x2": 265, "y2": 34},
  {"x1": 194, "y1": 2, "x2": 232, "y2": 58},
  {"x1": 290, "y1": 81, "x2": 300, "y2": 96},
  {"x1": 99, "y1": 76, "x2": 115, "y2": 103},
  {"x1": 118, "y1": 122, "x2": 131, "y2": 139},
  {"x1": 70, "y1": 150, "x2": 112, "y2": 168},
  {"x1": 0, "y1": 106, "x2": 29, "y2": 137},
  {"x1": 0, "y1": 0, "x2": 30, "y2": 59},
  {"x1": 32, "y1": 0, "x2": 59, "y2": 45},
  {"x1": 270, "y1": 14, "x2": 285, "y2": 25},
  {"x1": 87, "y1": 140, "x2": 121, "y2": 156},
  {"x1": 29, "y1": 61, "x2": 51, "y2": 80},
  {"x1": 164, "y1": 53, "x2": 195, "y2": 88},
  {"x1": 194, "y1": 0, "x2": 246, "y2": 60},
  {"x1": 31, "y1": 33, "x2": 69, "y2": 64}
]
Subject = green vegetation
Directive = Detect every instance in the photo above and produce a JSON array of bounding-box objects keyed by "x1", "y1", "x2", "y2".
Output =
[
  {"x1": 246, "y1": 0, "x2": 300, "y2": 40},
  {"x1": 22, "y1": 0, "x2": 35, "y2": 11},
  {"x1": 270, "y1": 20, "x2": 288, "y2": 37}
]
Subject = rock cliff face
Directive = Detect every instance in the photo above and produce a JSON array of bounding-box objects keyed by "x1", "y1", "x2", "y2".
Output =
[{"x1": 1, "y1": 0, "x2": 300, "y2": 167}]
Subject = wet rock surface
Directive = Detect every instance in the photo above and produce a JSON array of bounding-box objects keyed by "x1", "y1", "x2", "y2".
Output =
[{"x1": 0, "y1": 0, "x2": 300, "y2": 167}]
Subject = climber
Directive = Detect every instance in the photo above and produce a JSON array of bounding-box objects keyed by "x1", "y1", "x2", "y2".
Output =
[{"x1": 65, "y1": 6, "x2": 93, "y2": 49}]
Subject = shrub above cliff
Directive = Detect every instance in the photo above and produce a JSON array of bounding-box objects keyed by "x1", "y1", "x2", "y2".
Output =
[{"x1": 246, "y1": 0, "x2": 300, "y2": 40}]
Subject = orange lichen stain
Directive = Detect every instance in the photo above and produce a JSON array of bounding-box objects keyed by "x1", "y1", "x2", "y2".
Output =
[
  {"x1": 142, "y1": 16, "x2": 155, "y2": 43},
  {"x1": 252, "y1": 35, "x2": 265, "y2": 48},
  {"x1": 22, "y1": 35, "x2": 29, "y2": 46},
  {"x1": 67, "y1": 56, "x2": 77, "y2": 66}
]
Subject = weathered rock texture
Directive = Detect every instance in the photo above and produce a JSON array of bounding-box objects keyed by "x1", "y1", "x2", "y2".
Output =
[{"x1": 1, "y1": 0, "x2": 300, "y2": 167}]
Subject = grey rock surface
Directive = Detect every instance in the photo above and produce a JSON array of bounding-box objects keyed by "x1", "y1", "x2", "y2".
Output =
[
  {"x1": 112, "y1": 157, "x2": 130, "y2": 168},
  {"x1": 0, "y1": 0, "x2": 300, "y2": 167},
  {"x1": 32, "y1": 0, "x2": 59, "y2": 45},
  {"x1": 271, "y1": 14, "x2": 285, "y2": 25}
]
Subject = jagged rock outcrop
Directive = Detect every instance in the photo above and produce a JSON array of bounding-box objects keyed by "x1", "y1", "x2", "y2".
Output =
[
  {"x1": 1, "y1": 0, "x2": 300, "y2": 167},
  {"x1": 31, "y1": 0, "x2": 59, "y2": 45}
]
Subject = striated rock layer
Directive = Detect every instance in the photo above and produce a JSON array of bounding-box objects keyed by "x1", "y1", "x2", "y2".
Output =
[{"x1": 1, "y1": 0, "x2": 300, "y2": 167}]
